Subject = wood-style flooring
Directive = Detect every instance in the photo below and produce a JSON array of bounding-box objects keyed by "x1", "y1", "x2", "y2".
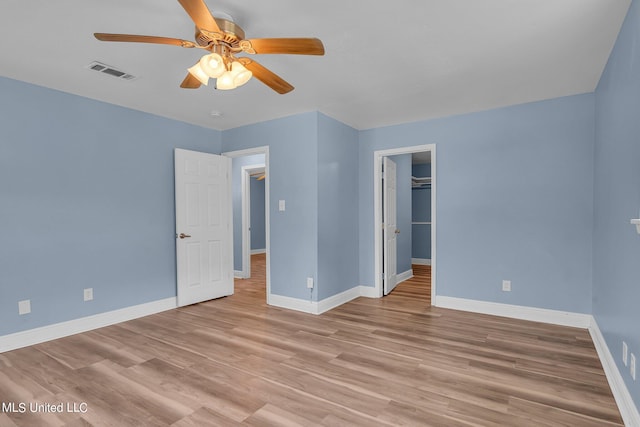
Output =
[
  {"x1": 389, "y1": 263, "x2": 431, "y2": 305},
  {"x1": 0, "y1": 254, "x2": 623, "y2": 426}
]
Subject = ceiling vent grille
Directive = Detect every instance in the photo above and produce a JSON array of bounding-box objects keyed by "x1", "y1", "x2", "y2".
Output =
[{"x1": 86, "y1": 61, "x2": 137, "y2": 81}]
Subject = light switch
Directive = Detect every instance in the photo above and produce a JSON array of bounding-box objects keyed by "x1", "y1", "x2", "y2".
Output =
[
  {"x1": 279, "y1": 200, "x2": 285, "y2": 211},
  {"x1": 18, "y1": 299, "x2": 31, "y2": 315}
]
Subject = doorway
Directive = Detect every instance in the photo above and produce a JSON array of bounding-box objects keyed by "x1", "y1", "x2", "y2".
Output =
[
  {"x1": 241, "y1": 163, "x2": 266, "y2": 279},
  {"x1": 374, "y1": 144, "x2": 436, "y2": 302},
  {"x1": 222, "y1": 146, "x2": 272, "y2": 304}
]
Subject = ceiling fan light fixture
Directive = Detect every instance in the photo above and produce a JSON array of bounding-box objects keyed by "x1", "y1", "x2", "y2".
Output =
[
  {"x1": 230, "y1": 61, "x2": 252, "y2": 87},
  {"x1": 199, "y1": 52, "x2": 225, "y2": 78},
  {"x1": 216, "y1": 71, "x2": 237, "y2": 90},
  {"x1": 187, "y1": 63, "x2": 209, "y2": 85}
]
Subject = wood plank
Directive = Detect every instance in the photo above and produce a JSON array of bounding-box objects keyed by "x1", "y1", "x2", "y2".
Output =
[{"x1": 0, "y1": 255, "x2": 624, "y2": 426}]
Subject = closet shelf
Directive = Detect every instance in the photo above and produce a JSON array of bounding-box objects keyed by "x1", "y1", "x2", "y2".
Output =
[
  {"x1": 631, "y1": 219, "x2": 640, "y2": 234},
  {"x1": 411, "y1": 175, "x2": 431, "y2": 188},
  {"x1": 412, "y1": 222, "x2": 431, "y2": 225}
]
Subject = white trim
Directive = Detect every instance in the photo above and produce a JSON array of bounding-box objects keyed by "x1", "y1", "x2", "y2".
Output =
[
  {"x1": 270, "y1": 286, "x2": 380, "y2": 315},
  {"x1": 250, "y1": 248, "x2": 266, "y2": 255},
  {"x1": 358, "y1": 285, "x2": 379, "y2": 298},
  {"x1": 433, "y1": 296, "x2": 592, "y2": 328},
  {"x1": 589, "y1": 317, "x2": 640, "y2": 426},
  {"x1": 397, "y1": 269, "x2": 413, "y2": 284},
  {"x1": 412, "y1": 258, "x2": 431, "y2": 265},
  {"x1": 0, "y1": 297, "x2": 177, "y2": 353},
  {"x1": 269, "y1": 294, "x2": 318, "y2": 314},
  {"x1": 222, "y1": 147, "x2": 271, "y2": 305},
  {"x1": 374, "y1": 144, "x2": 436, "y2": 302},
  {"x1": 317, "y1": 287, "x2": 364, "y2": 314},
  {"x1": 234, "y1": 270, "x2": 244, "y2": 279}
]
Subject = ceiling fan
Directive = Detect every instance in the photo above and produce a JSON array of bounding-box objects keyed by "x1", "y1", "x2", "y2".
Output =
[{"x1": 94, "y1": 0, "x2": 325, "y2": 94}]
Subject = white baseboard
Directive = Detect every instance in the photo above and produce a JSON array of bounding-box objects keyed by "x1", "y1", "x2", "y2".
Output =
[
  {"x1": 358, "y1": 285, "x2": 380, "y2": 298},
  {"x1": 318, "y1": 286, "x2": 364, "y2": 314},
  {"x1": 0, "y1": 297, "x2": 177, "y2": 353},
  {"x1": 269, "y1": 293, "x2": 318, "y2": 314},
  {"x1": 433, "y1": 296, "x2": 592, "y2": 328},
  {"x1": 269, "y1": 286, "x2": 380, "y2": 315},
  {"x1": 589, "y1": 317, "x2": 640, "y2": 426},
  {"x1": 412, "y1": 258, "x2": 431, "y2": 265},
  {"x1": 397, "y1": 269, "x2": 413, "y2": 284},
  {"x1": 250, "y1": 249, "x2": 266, "y2": 255},
  {"x1": 234, "y1": 270, "x2": 245, "y2": 279}
]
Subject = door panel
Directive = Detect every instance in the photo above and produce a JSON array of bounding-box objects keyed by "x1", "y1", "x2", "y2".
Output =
[
  {"x1": 383, "y1": 157, "x2": 398, "y2": 295},
  {"x1": 175, "y1": 149, "x2": 233, "y2": 306}
]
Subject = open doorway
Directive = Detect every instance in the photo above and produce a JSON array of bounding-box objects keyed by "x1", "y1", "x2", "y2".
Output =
[
  {"x1": 223, "y1": 146, "x2": 271, "y2": 304},
  {"x1": 374, "y1": 144, "x2": 435, "y2": 303},
  {"x1": 241, "y1": 163, "x2": 266, "y2": 278}
]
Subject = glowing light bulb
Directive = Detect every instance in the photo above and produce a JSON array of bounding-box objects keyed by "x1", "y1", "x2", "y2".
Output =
[
  {"x1": 216, "y1": 71, "x2": 237, "y2": 90},
  {"x1": 199, "y1": 53, "x2": 225, "y2": 78},
  {"x1": 230, "y1": 61, "x2": 252, "y2": 87}
]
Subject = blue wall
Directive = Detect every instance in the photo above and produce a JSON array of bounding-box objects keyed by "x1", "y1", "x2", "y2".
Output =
[
  {"x1": 0, "y1": 77, "x2": 221, "y2": 335},
  {"x1": 251, "y1": 177, "x2": 266, "y2": 251},
  {"x1": 317, "y1": 113, "x2": 359, "y2": 299},
  {"x1": 412, "y1": 163, "x2": 432, "y2": 260},
  {"x1": 389, "y1": 154, "x2": 413, "y2": 275},
  {"x1": 594, "y1": 0, "x2": 640, "y2": 408},
  {"x1": 231, "y1": 154, "x2": 265, "y2": 271},
  {"x1": 222, "y1": 113, "x2": 319, "y2": 300},
  {"x1": 359, "y1": 94, "x2": 595, "y2": 314}
]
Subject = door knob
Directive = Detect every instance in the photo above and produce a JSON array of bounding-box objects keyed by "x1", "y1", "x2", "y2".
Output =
[
  {"x1": 395, "y1": 229, "x2": 401, "y2": 234},
  {"x1": 179, "y1": 233, "x2": 191, "y2": 239}
]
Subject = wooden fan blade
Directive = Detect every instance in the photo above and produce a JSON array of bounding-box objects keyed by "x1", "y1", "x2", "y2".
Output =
[
  {"x1": 238, "y1": 58, "x2": 294, "y2": 94},
  {"x1": 244, "y1": 38, "x2": 325, "y2": 55},
  {"x1": 94, "y1": 33, "x2": 197, "y2": 48},
  {"x1": 177, "y1": 0, "x2": 221, "y2": 32},
  {"x1": 180, "y1": 72, "x2": 202, "y2": 89}
]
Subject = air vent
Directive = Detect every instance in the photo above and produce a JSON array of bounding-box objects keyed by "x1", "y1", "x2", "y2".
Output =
[{"x1": 86, "y1": 61, "x2": 137, "y2": 81}]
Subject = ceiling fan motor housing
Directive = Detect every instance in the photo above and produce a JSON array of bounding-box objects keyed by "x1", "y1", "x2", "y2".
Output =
[{"x1": 196, "y1": 18, "x2": 245, "y2": 49}]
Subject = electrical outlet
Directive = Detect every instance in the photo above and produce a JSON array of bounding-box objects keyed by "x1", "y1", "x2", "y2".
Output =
[
  {"x1": 623, "y1": 341, "x2": 629, "y2": 366},
  {"x1": 84, "y1": 288, "x2": 94, "y2": 301},
  {"x1": 306, "y1": 277, "x2": 314, "y2": 289},
  {"x1": 502, "y1": 280, "x2": 511, "y2": 292},
  {"x1": 18, "y1": 299, "x2": 31, "y2": 315},
  {"x1": 279, "y1": 200, "x2": 286, "y2": 211},
  {"x1": 631, "y1": 353, "x2": 637, "y2": 381}
]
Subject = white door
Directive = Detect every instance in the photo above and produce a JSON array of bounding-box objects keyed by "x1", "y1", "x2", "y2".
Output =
[
  {"x1": 175, "y1": 148, "x2": 233, "y2": 306},
  {"x1": 383, "y1": 157, "x2": 398, "y2": 295}
]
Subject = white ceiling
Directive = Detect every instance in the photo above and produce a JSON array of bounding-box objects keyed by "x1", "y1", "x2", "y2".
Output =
[{"x1": 0, "y1": 0, "x2": 630, "y2": 131}]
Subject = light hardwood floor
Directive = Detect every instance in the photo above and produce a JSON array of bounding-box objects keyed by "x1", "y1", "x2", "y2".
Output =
[{"x1": 0, "y1": 254, "x2": 623, "y2": 426}]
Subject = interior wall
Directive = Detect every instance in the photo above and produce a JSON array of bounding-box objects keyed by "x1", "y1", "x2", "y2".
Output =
[
  {"x1": 593, "y1": 0, "x2": 640, "y2": 407},
  {"x1": 317, "y1": 113, "x2": 359, "y2": 300},
  {"x1": 359, "y1": 93, "x2": 595, "y2": 314},
  {"x1": 250, "y1": 177, "x2": 266, "y2": 251},
  {"x1": 222, "y1": 112, "x2": 320, "y2": 300},
  {"x1": 0, "y1": 77, "x2": 222, "y2": 336}
]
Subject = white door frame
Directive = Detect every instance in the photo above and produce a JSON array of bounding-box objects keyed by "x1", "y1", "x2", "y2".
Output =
[
  {"x1": 240, "y1": 163, "x2": 265, "y2": 279},
  {"x1": 222, "y1": 146, "x2": 271, "y2": 304},
  {"x1": 374, "y1": 144, "x2": 436, "y2": 301}
]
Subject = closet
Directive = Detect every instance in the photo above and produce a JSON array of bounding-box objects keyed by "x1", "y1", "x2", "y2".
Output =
[{"x1": 411, "y1": 165, "x2": 431, "y2": 265}]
